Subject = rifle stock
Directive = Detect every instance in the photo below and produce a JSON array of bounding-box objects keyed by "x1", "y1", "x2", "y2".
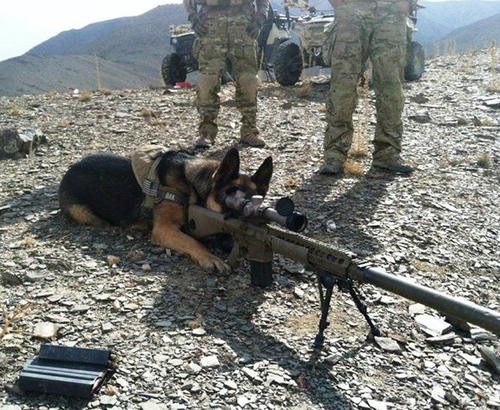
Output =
[{"x1": 187, "y1": 204, "x2": 500, "y2": 345}]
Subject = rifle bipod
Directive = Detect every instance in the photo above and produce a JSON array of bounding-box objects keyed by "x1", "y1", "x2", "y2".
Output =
[{"x1": 314, "y1": 271, "x2": 381, "y2": 349}]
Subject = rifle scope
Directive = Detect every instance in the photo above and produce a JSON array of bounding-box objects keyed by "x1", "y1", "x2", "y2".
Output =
[{"x1": 224, "y1": 191, "x2": 308, "y2": 233}]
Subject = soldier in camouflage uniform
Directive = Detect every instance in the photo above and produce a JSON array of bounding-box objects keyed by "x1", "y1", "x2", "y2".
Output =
[
  {"x1": 184, "y1": 0, "x2": 269, "y2": 148},
  {"x1": 321, "y1": 0, "x2": 414, "y2": 174}
]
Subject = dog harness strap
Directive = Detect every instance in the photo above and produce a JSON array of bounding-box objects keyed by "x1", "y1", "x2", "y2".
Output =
[{"x1": 131, "y1": 145, "x2": 190, "y2": 210}]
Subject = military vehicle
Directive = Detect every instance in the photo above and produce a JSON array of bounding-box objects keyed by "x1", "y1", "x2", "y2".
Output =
[
  {"x1": 273, "y1": 0, "x2": 426, "y2": 85},
  {"x1": 161, "y1": 10, "x2": 292, "y2": 86}
]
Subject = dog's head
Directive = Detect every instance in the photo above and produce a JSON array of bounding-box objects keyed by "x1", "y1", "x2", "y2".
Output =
[{"x1": 207, "y1": 148, "x2": 273, "y2": 213}]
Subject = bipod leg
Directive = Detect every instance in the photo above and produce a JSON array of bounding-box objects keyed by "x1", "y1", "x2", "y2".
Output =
[
  {"x1": 340, "y1": 278, "x2": 381, "y2": 339},
  {"x1": 314, "y1": 271, "x2": 336, "y2": 350}
]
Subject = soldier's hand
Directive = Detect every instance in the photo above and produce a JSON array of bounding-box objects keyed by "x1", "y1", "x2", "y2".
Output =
[
  {"x1": 246, "y1": 12, "x2": 265, "y2": 38},
  {"x1": 189, "y1": 13, "x2": 208, "y2": 36}
]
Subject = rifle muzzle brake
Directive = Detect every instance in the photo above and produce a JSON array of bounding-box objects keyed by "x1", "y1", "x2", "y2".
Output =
[{"x1": 225, "y1": 191, "x2": 307, "y2": 233}]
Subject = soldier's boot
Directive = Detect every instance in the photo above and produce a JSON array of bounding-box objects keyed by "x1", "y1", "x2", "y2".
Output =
[
  {"x1": 319, "y1": 162, "x2": 344, "y2": 175},
  {"x1": 239, "y1": 110, "x2": 265, "y2": 148},
  {"x1": 372, "y1": 158, "x2": 414, "y2": 174},
  {"x1": 195, "y1": 120, "x2": 218, "y2": 149}
]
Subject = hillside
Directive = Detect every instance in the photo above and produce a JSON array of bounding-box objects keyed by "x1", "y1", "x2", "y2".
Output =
[
  {"x1": 2, "y1": 1, "x2": 500, "y2": 96},
  {"x1": 1, "y1": 49, "x2": 500, "y2": 409},
  {"x1": 444, "y1": 12, "x2": 500, "y2": 53},
  {"x1": 0, "y1": 4, "x2": 186, "y2": 96},
  {"x1": 414, "y1": 0, "x2": 500, "y2": 45}
]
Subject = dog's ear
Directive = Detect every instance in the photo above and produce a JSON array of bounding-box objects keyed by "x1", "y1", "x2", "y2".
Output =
[
  {"x1": 214, "y1": 148, "x2": 240, "y2": 187},
  {"x1": 251, "y1": 156, "x2": 273, "y2": 195}
]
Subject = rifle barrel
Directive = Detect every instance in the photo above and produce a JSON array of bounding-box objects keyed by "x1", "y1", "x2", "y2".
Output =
[{"x1": 352, "y1": 266, "x2": 500, "y2": 336}]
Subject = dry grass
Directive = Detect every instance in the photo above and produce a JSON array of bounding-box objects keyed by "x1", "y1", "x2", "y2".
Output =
[
  {"x1": 486, "y1": 40, "x2": 500, "y2": 92},
  {"x1": 95, "y1": 53, "x2": 102, "y2": 92},
  {"x1": 100, "y1": 88, "x2": 112, "y2": 96},
  {"x1": 0, "y1": 303, "x2": 32, "y2": 341},
  {"x1": 79, "y1": 91, "x2": 92, "y2": 102},
  {"x1": 8, "y1": 103, "x2": 21, "y2": 116},
  {"x1": 22, "y1": 234, "x2": 37, "y2": 247},
  {"x1": 412, "y1": 259, "x2": 448, "y2": 274},
  {"x1": 343, "y1": 159, "x2": 364, "y2": 177},
  {"x1": 150, "y1": 118, "x2": 168, "y2": 126},
  {"x1": 477, "y1": 151, "x2": 491, "y2": 168},
  {"x1": 140, "y1": 108, "x2": 153, "y2": 118},
  {"x1": 186, "y1": 313, "x2": 204, "y2": 329},
  {"x1": 295, "y1": 81, "x2": 312, "y2": 99},
  {"x1": 57, "y1": 120, "x2": 70, "y2": 128}
]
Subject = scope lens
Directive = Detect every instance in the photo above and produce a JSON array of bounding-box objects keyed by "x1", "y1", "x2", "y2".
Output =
[
  {"x1": 286, "y1": 213, "x2": 307, "y2": 232},
  {"x1": 276, "y1": 197, "x2": 295, "y2": 217}
]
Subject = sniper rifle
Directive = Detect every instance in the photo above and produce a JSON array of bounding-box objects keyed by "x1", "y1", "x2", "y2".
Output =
[{"x1": 186, "y1": 189, "x2": 500, "y2": 348}]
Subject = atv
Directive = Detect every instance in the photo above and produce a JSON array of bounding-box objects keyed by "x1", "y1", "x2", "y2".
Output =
[
  {"x1": 161, "y1": 9, "x2": 291, "y2": 86},
  {"x1": 273, "y1": 1, "x2": 426, "y2": 86}
]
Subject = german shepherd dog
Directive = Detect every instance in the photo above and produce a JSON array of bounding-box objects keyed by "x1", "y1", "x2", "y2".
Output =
[{"x1": 58, "y1": 148, "x2": 272, "y2": 274}]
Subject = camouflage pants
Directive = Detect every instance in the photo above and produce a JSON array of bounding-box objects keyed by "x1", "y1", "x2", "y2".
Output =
[
  {"x1": 193, "y1": 7, "x2": 259, "y2": 138},
  {"x1": 324, "y1": 1, "x2": 408, "y2": 164}
]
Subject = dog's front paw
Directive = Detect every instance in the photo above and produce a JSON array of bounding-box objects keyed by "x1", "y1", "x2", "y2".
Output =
[{"x1": 197, "y1": 254, "x2": 231, "y2": 275}]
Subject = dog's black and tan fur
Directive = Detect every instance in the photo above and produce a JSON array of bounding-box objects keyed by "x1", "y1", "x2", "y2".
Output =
[{"x1": 59, "y1": 148, "x2": 273, "y2": 273}]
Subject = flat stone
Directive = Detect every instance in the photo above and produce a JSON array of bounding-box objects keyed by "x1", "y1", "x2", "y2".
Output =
[
  {"x1": 33, "y1": 322, "x2": 60, "y2": 340},
  {"x1": 192, "y1": 328, "x2": 206, "y2": 336},
  {"x1": 374, "y1": 337, "x2": 401, "y2": 353},
  {"x1": 368, "y1": 400, "x2": 389, "y2": 410},
  {"x1": 102, "y1": 322, "x2": 114, "y2": 333},
  {"x1": 426, "y1": 333, "x2": 456, "y2": 345},
  {"x1": 415, "y1": 314, "x2": 452, "y2": 337},
  {"x1": 140, "y1": 400, "x2": 169, "y2": 410},
  {"x1": 71, "y1": 304, "x2": 90, "y2": 313},
  {"x1": 200, "y1": 355, "x2": 219, "y2": 368},
  {"x1": 242, "y1": 367, "x2": 259, "y2": 380},
  {"x1": 184, "y1": 362, "x2": 201, "y2": 374},
  {"x1": 478, "y1": 346, "x2": 500, "y2": 375},
  {"x1": 25, "y1": 271, "x2": 44, "y2": 282},
  {"x1": 408, "y1": 303, "x2": 426, "y2": 315}
]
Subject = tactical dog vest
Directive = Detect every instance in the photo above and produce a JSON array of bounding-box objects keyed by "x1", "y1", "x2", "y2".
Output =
[{"x1": 131, "y1": 145, "x2": 189, "y2": 211}]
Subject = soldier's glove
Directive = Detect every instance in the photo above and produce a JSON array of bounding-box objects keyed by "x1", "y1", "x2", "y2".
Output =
[
  {"x1": 246, "y1": 12, "x2": 265, "y2": 38},
  {"x1": 189, "y1": 13, "x2": 208, "y2": 36}
]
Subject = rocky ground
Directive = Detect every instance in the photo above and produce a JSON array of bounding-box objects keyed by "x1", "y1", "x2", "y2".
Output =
[{"x1": 1, "y1": 49, "x2": 500, "y2": 410}]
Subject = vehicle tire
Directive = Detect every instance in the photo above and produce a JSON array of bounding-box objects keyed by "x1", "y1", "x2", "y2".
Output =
[
  {"x1": 404, "y1": 41, "x2": 425, "y2": 82},
  {"x1": 273, "y1": 40, "x2": 303, "y2": 86},
  {"x1": 161, "y1": 53, "x2": 187, "y2": 86}
]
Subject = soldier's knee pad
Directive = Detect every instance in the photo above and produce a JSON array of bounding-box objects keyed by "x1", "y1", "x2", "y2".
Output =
[
  {"x1": 237, "y1": 73, "x2": 258, "y2": 98},
  {"x1": 197, "y1": 74, "x2": 221, "y2": 102}
]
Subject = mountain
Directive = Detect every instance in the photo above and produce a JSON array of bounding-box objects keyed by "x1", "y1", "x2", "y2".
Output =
[
  {"x1": 0, "y1": 4, "x2": 187, "y2": 96},
  {"x1": 2, "y1": 1, "x2": 500, "y2": 96},
  {"x1": 444, "y1": 12, "x2": 500, "y2": 53},
  {"x1": 414, "y1": 1, "x2": 500, "y2": 45}
]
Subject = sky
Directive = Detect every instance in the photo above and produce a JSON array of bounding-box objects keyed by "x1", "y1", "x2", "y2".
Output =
[
  {"x1": 0, "y1": 0, "x2": 495, "y2": 62},
  {"x1": 0, "y1": 1, "x2": 182, "y2": 62}
]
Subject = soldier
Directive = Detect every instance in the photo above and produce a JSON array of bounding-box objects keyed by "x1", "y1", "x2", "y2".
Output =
[
  {"x1": 321, "y1": 0, "x2": 414, "y2": 174},
  {"x1": 184, "y1": 0, "x2": 269, "y2": 148}
]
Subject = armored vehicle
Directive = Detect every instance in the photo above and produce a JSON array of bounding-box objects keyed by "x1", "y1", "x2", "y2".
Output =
[{"x1": 273, "y1": 1, "x2": 426, "y2": 85}]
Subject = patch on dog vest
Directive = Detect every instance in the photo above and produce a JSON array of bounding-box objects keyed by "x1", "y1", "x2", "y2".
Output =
[{"x1": 131, "y1": 145, "x2": 189, "y2": 210}]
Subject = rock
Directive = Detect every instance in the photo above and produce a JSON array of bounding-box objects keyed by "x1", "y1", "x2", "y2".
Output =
[
  {"x1": 367, "y1": 400, "x2": 389, "y2": 410},
  {"x1": 294, "y1": 287, "x2": 305, "y2": 298},
  {"x1": 102, "y1": 322, "x2": 114, "y2": 333},
  {"x1": 408, "y1": 303, "x2": 426, "y2": 315},
  {"x1": 25, "y1": 271, "x2": 44, "y2": 282},
  {"x1": 408, "y1": 112, "x2": 432, "y2": 123},
  {"x1": 426, "y1": 333, "x2": 456, "y2": 345},
  {"x1": 192, "y1": 328, "x2": 206, "y2": 336},
  {"x1": 415, "y1": 314, "x2": 452, "y2": 337},
  {"x1": 100, "y1": 395, "x2": 118, "y2": 406},
  {"x1": 33, "y1": 322, "x2": 60, "y2": 340},
  {"x1": 374, "y1": 337, "x2": 401, "y2": 353},
  {"x1": 0, "y1": 128, "x2": 46, "y2": 159},
  {"x1": 200, "y1": 355, "x2": 219, "y2": 368},
  {"x1": 140, "y1": 400, "x2": 169, "y2": 410},
  {"x1": 478, "y1": 346, "x2": 500, "y2": 375},
  {"x1": 1, "y1": 271, "x2": 23, "y2": 285},
  {"x1": 470, "y1": 328, "x2": 495, "y2": 342},
  {"x1": 184, "y1": 362, "x2": 202, "y2": 374}
]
